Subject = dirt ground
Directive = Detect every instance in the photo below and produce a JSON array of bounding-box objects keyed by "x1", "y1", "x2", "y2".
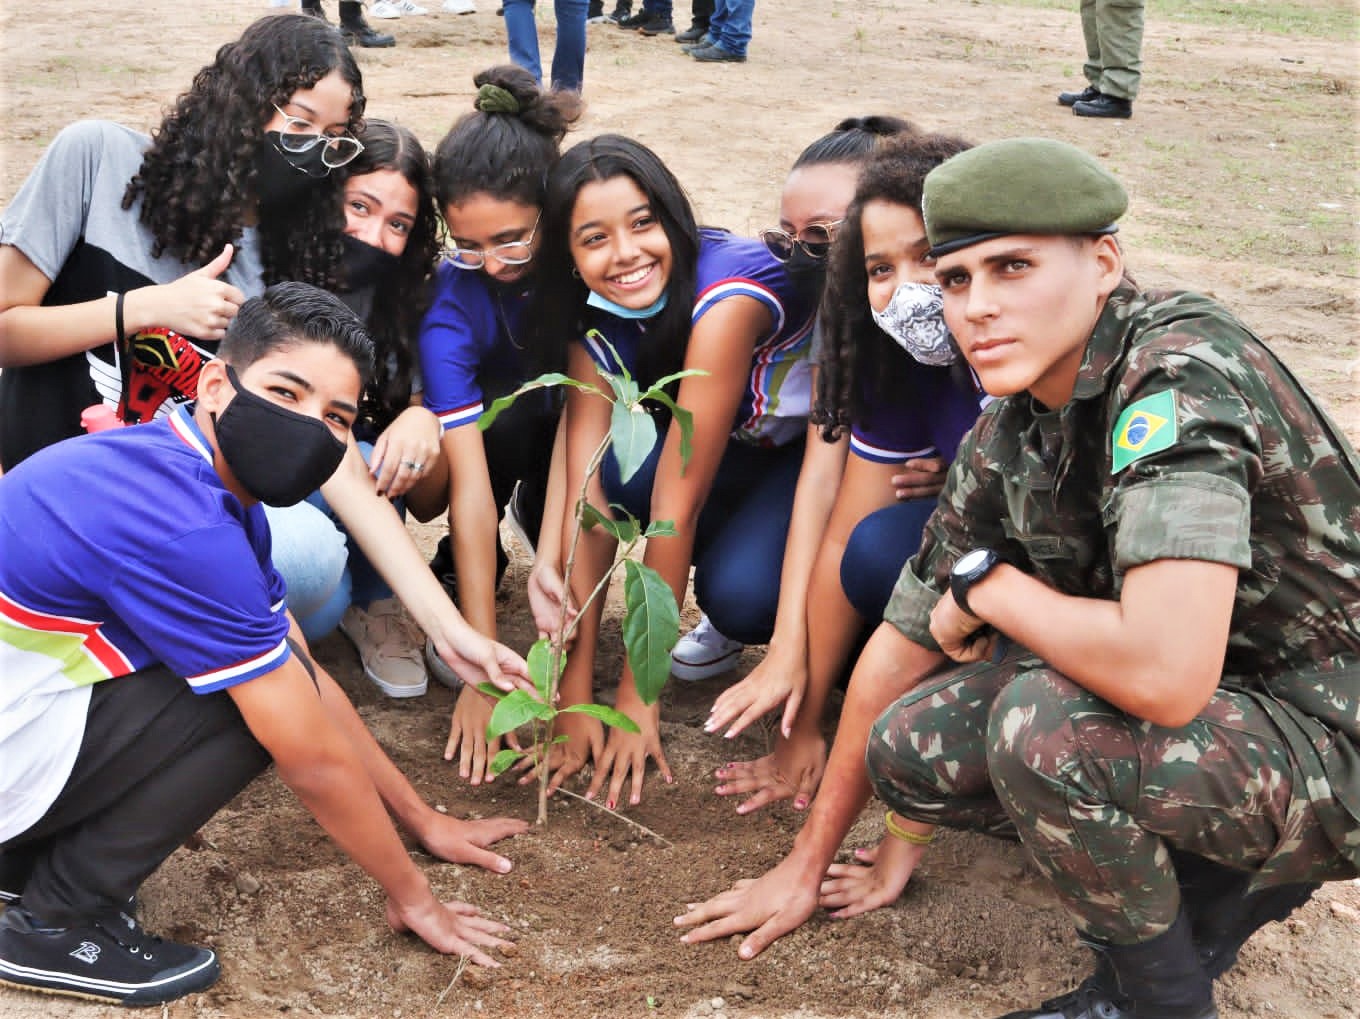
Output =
[{"x1": 2, "y1": 0, "x2": 1358, "y2": 1016}]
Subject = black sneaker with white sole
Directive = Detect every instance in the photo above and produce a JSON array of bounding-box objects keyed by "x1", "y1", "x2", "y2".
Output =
[{"x1": 0, "y1": 904, "x2": 220, "y2": 1006}]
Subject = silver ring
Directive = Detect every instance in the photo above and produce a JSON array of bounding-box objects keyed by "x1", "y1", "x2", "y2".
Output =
[{"x1": 401, "y1": 459, "x2": 423, "y2": 471}]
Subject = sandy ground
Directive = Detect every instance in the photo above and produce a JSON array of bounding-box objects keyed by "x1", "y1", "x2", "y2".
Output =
[{"x1": 2, "y1": 0, "x2": 1358, "y2": 1016}]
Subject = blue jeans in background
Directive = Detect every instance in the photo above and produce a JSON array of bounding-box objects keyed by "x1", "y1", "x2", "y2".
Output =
[
  {"x1": 706, "y1": 0, "x2": 754, "y2": 55},
  {"x1": 504, "y1": 0, "x2": 588, "y2": 92}
]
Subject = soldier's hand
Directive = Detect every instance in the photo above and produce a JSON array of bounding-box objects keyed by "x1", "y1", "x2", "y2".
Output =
[{"x1": 930, "y1": 591, "x2": 997, "y2": 663}]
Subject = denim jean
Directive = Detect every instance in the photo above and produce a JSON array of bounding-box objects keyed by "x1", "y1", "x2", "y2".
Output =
[
  {"x1": 707, "y1": 0, "x2": 754, "y2": 55},
  {"x1": 839, "y1": 496, "x2": 937, "y2": 623},
  {"x1": 264, "y1": 441, "x2": 396, "y2": 642},
  {"x1": 504, "y1": 0, "x2": 588, "y2": 92},
  {"x1": 601, "y1": 433, "x2": 804, "y2": 645}
]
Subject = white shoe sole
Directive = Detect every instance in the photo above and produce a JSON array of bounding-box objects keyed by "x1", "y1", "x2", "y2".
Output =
[{"x1": 670, "y1": 644, "x2": 743, "y2": 682}]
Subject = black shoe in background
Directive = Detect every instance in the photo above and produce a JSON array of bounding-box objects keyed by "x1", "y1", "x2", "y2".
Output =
[
  {"x1": 638, "y1": 13, "x2": 674, "y2": 34},
  {"x1": 1072, "y1": 92, "x2": 1133, "y2": 119},
  {"x1": 1057, "y1": 84, "x2": 1100, "y2": 107}
]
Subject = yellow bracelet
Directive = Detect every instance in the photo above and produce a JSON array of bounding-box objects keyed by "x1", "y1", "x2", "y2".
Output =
[{"x1": 884, "y1": 811, "x2": 935, "y2": 846}]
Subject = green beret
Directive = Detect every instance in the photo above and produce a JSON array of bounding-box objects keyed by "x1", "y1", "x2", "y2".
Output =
[{"x1": 923, "y1": 138, "x2": 1128, "y2": 257}]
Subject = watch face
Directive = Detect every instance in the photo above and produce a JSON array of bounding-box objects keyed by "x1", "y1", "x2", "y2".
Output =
[{"x1": 955, "y1": 548, "x2": 991, "y2": 575}]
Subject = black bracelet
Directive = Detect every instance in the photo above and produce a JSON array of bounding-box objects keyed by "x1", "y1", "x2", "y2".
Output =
[{"x1": 114, "y1": 291, "x2": 126, "y2": 347}]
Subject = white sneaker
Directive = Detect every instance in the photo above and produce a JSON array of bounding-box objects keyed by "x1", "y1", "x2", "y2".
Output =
[
  {"x1": 502, "y1": 481, "x2": 536, "y2": 555},
  {"x1": 340, "y1": 599, "x2": 428, "y2": 698},
  {"x1": 441, "y1": 0, "x2": 476, "y2": 12},
  {"x1": 369, "y1": 0, "x2": 403, "y2": 17},
  {"x1": 670, "y1": 615, "x2": 743, "y2": 681},
  {"x1": 394, "y1": 0, "x2": 429, "y2": 12},
  {"x1": 424, "y1": 637, "x2": 466, "y2": 691}
]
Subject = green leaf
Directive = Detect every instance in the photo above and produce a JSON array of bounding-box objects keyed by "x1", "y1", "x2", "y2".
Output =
[
  {"x1": 579, "y1": 502, "x2": 640, "y2": 543},
  {"x1": 561, "y1": 702, "x2": 642, "y2": 733},
  {"x1": 585, "y1": 330, "x2": 634, "y2": 384},
  {"x1": 475, "y1": 681, "x2": 507, "y2": 700},
  {"x1": 609, "y1": 399, "x2": 658, "y2": 485},
  {"x1": 643, "y1": 391, "x2": 695, "y2": 475},
  {"x1": 622, "y1": 559, "x2": 680, "y2": 705},
  {"x1": 599, "y1": 368, "x2": 641, "y2": 407},
  {"x1": 489, "y1": 749, "x2": 526, "y2": 776},
  {"x1": 643, "y1": 519, "x2": 678, "y2": 539},
  {"x1": 642, "y1": 367, "x2": 709, "y2": 397},
  {"x1": 487, "y1": 689, "x2": 554, "y2": 738},
  {"x1": 527, "y1": 637, "x2": 564, "y2": 703},
  {"x1": 478, "y1": 374, "x2": 599, "y2": 431}
]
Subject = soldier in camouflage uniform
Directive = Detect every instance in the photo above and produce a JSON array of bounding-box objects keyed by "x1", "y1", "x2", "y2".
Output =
[{"x1": 677, "y1": 138, "x2": 1358, "y2": 1019}]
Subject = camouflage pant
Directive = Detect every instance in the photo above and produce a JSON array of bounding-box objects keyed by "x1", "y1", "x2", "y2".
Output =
[{"x1": 866, "y1": 646, "x2": 1355, "y2": 944}]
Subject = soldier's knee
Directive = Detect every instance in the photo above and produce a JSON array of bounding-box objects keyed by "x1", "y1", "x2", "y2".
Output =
[
  {"x1": 866, "y1": 695, "x2": 988, "y2": 809},
  {"x1": 985, "y1": 669, "x2": 1088, "y2": 783}
]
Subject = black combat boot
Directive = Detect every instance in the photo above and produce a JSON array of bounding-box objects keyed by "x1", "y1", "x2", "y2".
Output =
[
  {"x1": 301, "y1": 0, "x2": 328, "y2": 18},
  {"x1": 339, "y1": 1, "x2": 396, "y2": 46},
  {"x1": 996, "y1": 911, "x2": 1217, "y2": 1019}
]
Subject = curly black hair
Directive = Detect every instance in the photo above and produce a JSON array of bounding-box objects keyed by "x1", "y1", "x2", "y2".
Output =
[
  {"x1": 527, "y1": 134, "x2": 700, "y2": 388},
  {"x1": 814, "y1": 132, "x2": 975, "y2": 443},
  {"x1": 342, "y1": 119, "x2": 439, "y2": 431},
  {"x1": 123, "y1": 14, "x2": 365, "y2": 290},
  {"x1": 433, "y1": 64, "x2": 582, "y2": 211}
]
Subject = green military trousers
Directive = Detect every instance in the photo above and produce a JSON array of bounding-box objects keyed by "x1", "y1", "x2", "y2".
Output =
[
  {"x1": 1080, "y1": 0, "x2": 1144, "y2": 99},
  {"x1": 866, "y1": 646, "x2": 1356, "y2": 944}
]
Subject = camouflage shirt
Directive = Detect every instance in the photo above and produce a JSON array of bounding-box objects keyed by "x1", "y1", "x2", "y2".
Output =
[{"x1": 885, "y1": 284, "x2": 1360, "y2": 867}]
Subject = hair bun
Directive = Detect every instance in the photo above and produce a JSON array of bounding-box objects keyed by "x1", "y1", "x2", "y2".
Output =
[{"x1": 475, "y1": 82, "x2": 521, "y2": 115}]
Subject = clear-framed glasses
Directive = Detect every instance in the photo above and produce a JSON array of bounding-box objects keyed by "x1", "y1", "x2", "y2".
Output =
[
  {"x1": 443, "y1": 215, "x2": 541, "y2": 270},
  {"x1": 759, "y1": 220, "x2": 844, "y2": 262},
  {"x1": 271, "y1": 105, "x2": 364, "y2": 169}
]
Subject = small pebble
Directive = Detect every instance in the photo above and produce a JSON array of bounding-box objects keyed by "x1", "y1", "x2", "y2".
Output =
[
  {"x1": 434, "y1": 804, "x2": 448, "y2": 814},
  {"x1": 498, "y1": 943, "x2": 519, "y2": 958},
  {"x1": 234, "y1": 873, "x2": 261, "y2": 896},
  {"x1": 463, "y1": 968, "x2": 494, "y2": 990},
  {"x1": 710, "y1": 997, "x2": 726, "y2": 1010}
]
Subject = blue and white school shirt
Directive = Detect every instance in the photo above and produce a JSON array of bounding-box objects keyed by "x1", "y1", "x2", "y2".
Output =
[
  {"x1": 419, "y1": 263, "x2": 538, "y2": 434},
  {"x1": 0, "y1": 406, "x2": 291, "y2": 842},
  {"x1": 849, "y1": 361, "x2": 987, "y2": 467},
  {"x1": 580, "y1": 230, "x2": 817, "y2": 448}
]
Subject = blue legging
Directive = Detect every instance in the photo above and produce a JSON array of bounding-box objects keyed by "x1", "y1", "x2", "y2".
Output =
[
  {"x1": 601, "y1": 435, "x2": 804, "y2": 645},
  {"x1": 839, "y1": 496, "x2": 937, "y2": 623}
]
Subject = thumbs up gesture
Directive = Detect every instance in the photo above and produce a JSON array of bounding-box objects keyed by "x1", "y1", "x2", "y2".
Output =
[{"x1": 127, "y1": 244, "x2": 247, "y2": 342}]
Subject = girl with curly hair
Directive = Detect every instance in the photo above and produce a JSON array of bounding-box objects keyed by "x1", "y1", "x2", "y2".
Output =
[
  {"x1": 705, "y1": 130, "x2": 986, "y2": 817},
  {"x1": 0, "y1": 13, "x2": 364, "y2": 470},
  {"x1": 410, "y1": 65, "x2": 582, "y2": 780},
  {"x1": 262, "y1": 119, "x2": 449, "y2": 695}
]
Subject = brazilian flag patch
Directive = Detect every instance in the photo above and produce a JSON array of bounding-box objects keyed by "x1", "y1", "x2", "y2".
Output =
[{"x1": 1111, "y1": 390, "x2": 1178, "y2": 473}]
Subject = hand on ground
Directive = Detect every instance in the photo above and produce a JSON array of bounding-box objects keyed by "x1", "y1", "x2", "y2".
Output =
[
  {"x1": 674, "y1": 853, "x2": 821, "y2": 959},
  {"x1": 416, "y1": 809, "x2": 528, "y2": 875},
  {"x1": 585, "y1": 702, "x2": 673, "y2": 811},
  {"x1": 444, "y1": 687, "x2": 522, "y2": 784},
  {"x1": 386, "y1": 895, "x2": 513, "y2": 967},
  {"x1": 819, "y1": 837, "x2": 926, "y2": 918},
  {"x1": 713, "y1": 728, "x2": 826, "y2": 814}
]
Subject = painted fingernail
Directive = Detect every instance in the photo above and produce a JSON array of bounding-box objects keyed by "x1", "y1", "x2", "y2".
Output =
[{"x1": 606, "y1": 800, "x2": 615, "y2": 810}]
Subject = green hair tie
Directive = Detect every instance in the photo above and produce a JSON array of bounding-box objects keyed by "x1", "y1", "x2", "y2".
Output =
[{"x1": 475, "y1": 83, "x2": 521, "y2": 115}]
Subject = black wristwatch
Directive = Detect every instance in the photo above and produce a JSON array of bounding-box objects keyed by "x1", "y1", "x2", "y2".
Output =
[{"x1": 950, "y1": 548, "x2": 1002, "y2": 618}]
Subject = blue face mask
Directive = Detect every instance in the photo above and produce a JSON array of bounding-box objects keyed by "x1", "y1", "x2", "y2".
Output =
[{"x1": 586, "y1": 289, "x2": 669, "y2": 320}]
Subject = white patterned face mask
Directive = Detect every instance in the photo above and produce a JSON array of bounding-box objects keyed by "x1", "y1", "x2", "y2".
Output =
[{"x1": 870, "y1": 282, "x2": 959, "y2": 366}]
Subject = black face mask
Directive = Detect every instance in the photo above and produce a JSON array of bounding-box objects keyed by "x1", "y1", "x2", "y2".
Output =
[
  {"x1": 340, "y1": 233, "x2": 402, "y2": 292},
  {"x1": 212, "y1": 365, "x2": 347, "y2": 506},
  {"x1": 783, "y1": 247, "x2": 828, "y2": 294},
  {"x1": 254, "y1": 132, "x2": 330, "y2": 209}
]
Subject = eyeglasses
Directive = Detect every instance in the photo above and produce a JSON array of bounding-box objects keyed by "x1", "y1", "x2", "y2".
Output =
[
  {"x1": 443, "y1": 215, "x2": 541, "y2": 270},
  {"x1": 271, "y1": 105, "x2": 364, "y2": 169},
  {"x1": 759, "y1": 220, "x2": 844, "y2": 262}
]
